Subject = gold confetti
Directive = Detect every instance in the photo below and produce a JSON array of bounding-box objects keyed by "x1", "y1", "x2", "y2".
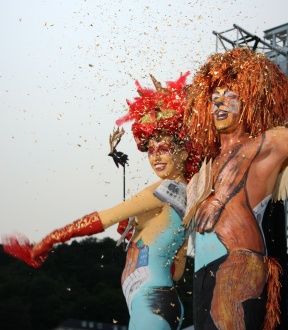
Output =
[{"x1": 153, "y1": 309, "x2": 160, "y2": 314}]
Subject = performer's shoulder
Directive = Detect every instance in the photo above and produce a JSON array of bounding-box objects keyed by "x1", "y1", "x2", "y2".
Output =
[
  {"x1": 144, "y1": 180, "x2": 162, "y2": 192},
  {"x1": 263, "y1": 126, "x2": 288, "y2": 145},
  {"x1": 141, "y1": 180, "x2": 186, "y2": 199}
]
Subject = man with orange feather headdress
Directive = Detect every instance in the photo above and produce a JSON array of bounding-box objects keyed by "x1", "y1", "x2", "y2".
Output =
[{"x1": 184, "y1": 47, "x2": 288, "y2": 330}]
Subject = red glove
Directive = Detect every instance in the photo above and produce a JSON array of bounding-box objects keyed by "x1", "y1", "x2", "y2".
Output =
[
  {"x1": 2, "y1": 233, "x2": 45, "y2": 268},
  {"x1": 2, "y1": 211, "x2": 104, "y2": 268},
  {"x1": 117, "y1": 219, "x2": 133, "y2": 241}
]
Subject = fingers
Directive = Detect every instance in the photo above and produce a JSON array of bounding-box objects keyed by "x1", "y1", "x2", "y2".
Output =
[
  {"x1": 195, "y1": 211, "x2": 206, "y2": 233},
  {"x1": 195, "y1": 208, "x2": 218, "y2": 233}
]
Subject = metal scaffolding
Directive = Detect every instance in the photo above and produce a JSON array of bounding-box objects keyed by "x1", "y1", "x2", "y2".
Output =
[{"x1": 213, "y1": 23, "x2": 288, "y2": 76}]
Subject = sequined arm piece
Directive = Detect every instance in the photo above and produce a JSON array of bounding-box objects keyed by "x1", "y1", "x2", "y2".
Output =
[
  {"x1": 32, "y1": 211, "x2": 104, "y2": 259},
  {"x1": 2, "y1": 212, "x2": 104, "y2": 268}
]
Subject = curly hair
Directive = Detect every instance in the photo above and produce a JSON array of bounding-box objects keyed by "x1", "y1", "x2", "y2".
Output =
[{"x1": 185, "y1": 47, "x2": 288, "y2": 158}]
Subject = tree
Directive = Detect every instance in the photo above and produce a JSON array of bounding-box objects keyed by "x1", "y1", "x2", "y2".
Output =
[{"x1": 0, "y1": 237, "x2": 196, "y2": 328}]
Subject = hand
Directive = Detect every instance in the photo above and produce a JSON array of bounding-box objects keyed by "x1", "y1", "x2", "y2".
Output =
[
  {"x1": 116, "y1": 219, "x2": 133, "y2": 241},
  {"x1": 2, "y1": 233, "x2": 45, "y2": 268},
  {"x1": 31, "y1": 240, "x2": 50, "y2": 261},
  {"x1": 195, "y1": 196, "x2": 224, "y2": 233}
]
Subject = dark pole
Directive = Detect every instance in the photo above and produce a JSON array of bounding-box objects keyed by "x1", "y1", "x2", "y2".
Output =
[
  {"x1": 108, "y1": 128, "x2": 129, "y2": 197},
  {"x1": 123, "y1": 163, "x2": 126, "y2": 201}
]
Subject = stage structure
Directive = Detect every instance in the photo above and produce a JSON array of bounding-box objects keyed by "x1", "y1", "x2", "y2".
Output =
[{"x1": 213, "y1": 23, "x2": 288, "y2": 76}]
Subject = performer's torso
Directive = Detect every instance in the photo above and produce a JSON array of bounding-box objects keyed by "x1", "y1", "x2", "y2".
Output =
[
  {"x1": 195, "y1": 134, "x2": 269, "y2": 270},
  {"x1": 194, "y1": 195, "x2": 270, "y2": 271},
  {"x1": 121, "y1": 206, "x2": 185, "y2": 310}
]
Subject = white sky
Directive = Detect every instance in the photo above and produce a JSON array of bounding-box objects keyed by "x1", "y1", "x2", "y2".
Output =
[{"x1": 1, "y1": 0, "x2": 287, "y2": 243}]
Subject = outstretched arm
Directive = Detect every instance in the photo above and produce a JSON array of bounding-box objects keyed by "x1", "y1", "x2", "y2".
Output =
[
  {"x1": 98, "y1": 180, "x2": 164, "y2": 228},
  {"x1": 32, "y1": 181, "x2": 163, "y2": 256},
  {"x1": 3, "y1": 181, "x2": 164, "y2": 267}
]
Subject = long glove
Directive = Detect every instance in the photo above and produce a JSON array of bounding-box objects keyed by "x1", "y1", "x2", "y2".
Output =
[{"x1": 2, "y1": 211, "x2": 104, "y2": 268}]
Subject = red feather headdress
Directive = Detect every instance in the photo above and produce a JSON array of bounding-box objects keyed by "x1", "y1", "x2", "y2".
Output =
[{"x1": 117, "y1": 72, "x2": 200, "y2": 181}]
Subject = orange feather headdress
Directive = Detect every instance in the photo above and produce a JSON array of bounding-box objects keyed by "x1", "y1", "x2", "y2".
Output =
[{"x1": 185, "y1": 47, "x2": 288, "y2": 158}]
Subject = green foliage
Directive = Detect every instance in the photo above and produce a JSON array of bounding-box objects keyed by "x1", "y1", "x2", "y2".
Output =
[{"x1": 0, "y1": 238, "x2": 194, "y2": 329}]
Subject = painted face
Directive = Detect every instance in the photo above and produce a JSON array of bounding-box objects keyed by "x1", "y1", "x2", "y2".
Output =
[
  {"x1": 147, "y1": 136, "x2": 185, "y2": 180},
  {"x1": 211, "y1": 88, "x2": 241, "y2": 132}
]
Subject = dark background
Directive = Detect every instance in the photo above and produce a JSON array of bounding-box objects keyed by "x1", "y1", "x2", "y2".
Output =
[{"x1": 0, "y1": 237, "x2": 194, "y2": 330}]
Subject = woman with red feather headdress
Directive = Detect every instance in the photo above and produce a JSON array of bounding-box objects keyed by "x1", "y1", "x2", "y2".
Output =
[{"x1": 3, "y1": 72, "x2": 200, "y2": 330}]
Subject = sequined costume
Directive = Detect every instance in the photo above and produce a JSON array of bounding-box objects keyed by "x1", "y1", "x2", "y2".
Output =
[{"x1": 121, "y1": 180, "x2": 187, "y2": 330}]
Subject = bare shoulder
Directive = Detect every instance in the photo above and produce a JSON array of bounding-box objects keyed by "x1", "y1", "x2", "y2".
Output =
[
  {"x1": 247, "y1": 128, "x2": 288, "y2": 204},
  {"x1": 254, "y1": 126, "x2": 288, "y2": 166},
  {"x1": 265, "y1": 126, "x2": 288, "y2": 140},
  {"x1": 264, "y1": 126, "x2": 288, "y2": 156},
  {"x1": 143, "y1": 180, "x2": 162, "y2": 193},
  {"x1": 130, "y1": 180, "x2": 163, "y2": 203}
]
